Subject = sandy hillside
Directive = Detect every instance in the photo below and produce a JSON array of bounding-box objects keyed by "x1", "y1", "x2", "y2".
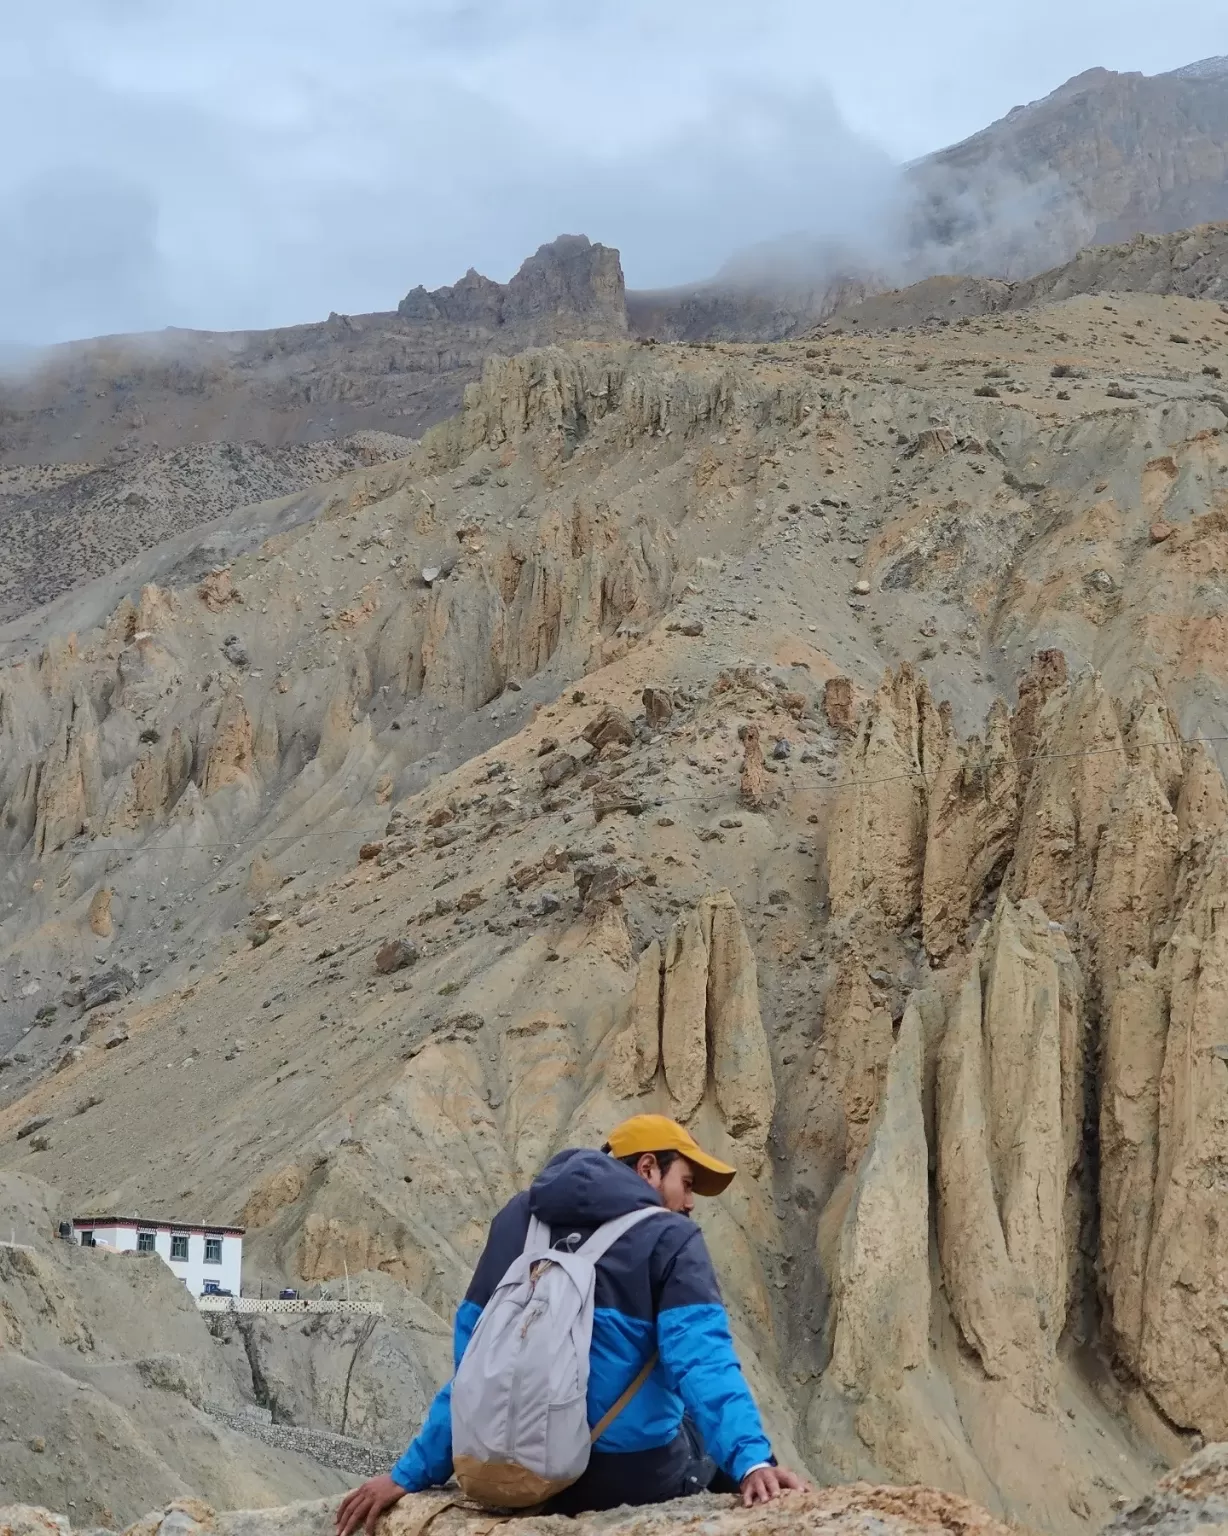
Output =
[{"x1": 2, "y1": 289, "x2": 1228, "y2": 1529}]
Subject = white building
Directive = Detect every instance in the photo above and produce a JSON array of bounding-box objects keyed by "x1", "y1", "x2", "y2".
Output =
[{"x1": 72, "y1": 1216, "x2": 243, "y2": 1298}]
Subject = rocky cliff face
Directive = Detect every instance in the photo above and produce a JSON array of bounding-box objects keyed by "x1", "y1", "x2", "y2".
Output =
[
  {"x1": 812, "y1": 653, "x2": 1228, "y2": 1471},
  {"x1": 5, "y1": 286, "x2": 1228, "y2": 1529},
  {"x1": 907, "y1": 61, "x2": 1228, "y2": 279},
  {"x1": 399, "y1": 236, "x2": 625, "y2": 335},
  {"x1": 692, "y1": 60, "x2": 1228, "y2": 342},
  {"x1": 626, "y1": 274, "x2": 881, "y2": 345}
]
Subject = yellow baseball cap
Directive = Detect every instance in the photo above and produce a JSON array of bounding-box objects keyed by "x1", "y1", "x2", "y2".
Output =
[{"x1": 604, "y1": 1114, "x2": 737, "y2": 1196}]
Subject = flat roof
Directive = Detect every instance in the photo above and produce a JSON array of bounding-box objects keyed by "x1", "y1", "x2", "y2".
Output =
[{"x1": 73, "y1": 1216, "x2": 245, "y2": 1236}]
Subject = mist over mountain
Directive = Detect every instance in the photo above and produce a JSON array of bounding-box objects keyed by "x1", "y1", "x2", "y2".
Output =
[
  {"x1": 663, "y1": 55, "x2": 1228, "y2": 322},
  {"x1": 905, "y1": 56, "x2": 1228, "y2": 276},
  {"x1": 5, "y1": 0, "x2": 1227, "y2": 346}
]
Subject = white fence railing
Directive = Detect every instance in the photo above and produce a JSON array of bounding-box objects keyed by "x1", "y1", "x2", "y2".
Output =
[{"x1": 197, "y1": 1296, "x2": 383, "y2": 1316}]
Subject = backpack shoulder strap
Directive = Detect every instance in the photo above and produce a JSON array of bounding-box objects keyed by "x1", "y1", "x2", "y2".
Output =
[
  {"x1": 589, "y1": 1352, "x2": 658, "y2": 1443},
  {"x1": 522, "y1": 1215, "x2": 552, "y2": 1256},
  {"x1": 577, "y1": 1204, "x2": 669, "y2": 1263}
]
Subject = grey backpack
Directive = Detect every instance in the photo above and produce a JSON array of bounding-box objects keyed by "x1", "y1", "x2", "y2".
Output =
[{"x1": 451, "y1": 1205, "x2": 668, "y2": 1509}]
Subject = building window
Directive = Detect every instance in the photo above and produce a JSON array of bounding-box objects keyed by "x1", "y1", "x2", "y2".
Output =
[
  {"x1": 204, "y1": 1236, "x2": 223, "y2": 1265},
  {"x1": 137, "y1": 1231, "x2": 156, "y2": 1253},
  {"x1": 79, "y1": 1230, "x2": 95, "y2": 1247},
  {"x1": 170, "y1": 1233, "x2": 189, "y2": 1261}
]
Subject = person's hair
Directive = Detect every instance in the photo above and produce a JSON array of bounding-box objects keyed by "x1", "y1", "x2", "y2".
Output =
[{"x1": 602, "y1": 1144, "x2": 681, "y2": 1177}]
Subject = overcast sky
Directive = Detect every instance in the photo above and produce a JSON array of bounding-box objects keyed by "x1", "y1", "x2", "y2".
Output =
[{"x1": 1, "y1": 1, "x2": 1224, "y2": 343}]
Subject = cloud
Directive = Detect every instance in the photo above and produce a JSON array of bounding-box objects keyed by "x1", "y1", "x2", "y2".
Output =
[
  {"x1": 0, "y1": 170, "x2": 167, "y2": 342},
  {"x1": 1, "y1": 0, "x2": 1226, "y2": 342},
  {"x1": 0, "y1": 0, "x2": 903, "y2": 341}
]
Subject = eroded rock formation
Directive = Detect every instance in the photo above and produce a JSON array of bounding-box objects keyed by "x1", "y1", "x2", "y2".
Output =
[
  {"x1": 610, "y1": 890, "x2": 776, "y2": 1170},
  {"x1": 827, "y1": 664, "x2": 946, "y2": 927},
  {"x1": 922, "y1": 700, "x2": 1019, "y2": 958},
  {"x1": 817, "y1": 649, "x2": 1228, "y2": 1481},
  {"x1": 1113, "y1": 858, "x2": 1228, "y2": 1439},
  {"x1": 936, "y1": 901, "x2": 1082, "y2": 1408}
]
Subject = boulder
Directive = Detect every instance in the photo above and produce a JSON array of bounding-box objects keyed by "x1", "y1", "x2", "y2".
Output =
[
  {"x1": 581, "y1": 706, "x2": 635, "y2": 750},
  {"x1": 592, "y1": 784, "x2": 646, "y2": 822},
  {"x1": 1101, "y1": 1442, "x2": 1228, "y2": 1536},
  {"x1": 539, "y1": 752, "x2": 580, "y2": 790},
  {"x1": 0, "y1": 1509, "x2": 70, "y2": 1536},
  {"x1": 572, "y1": 858, "x2": 636, "y2": 913},
  {"x1": 375, "y1": 939, "x2": 419, "y2": 974},
  {"x1": 642, "y1": 687, "x2": 674, "y2": 726},
  {"x1": 198, "y1": 569, "x2": 238, "y2": 611},
  {"x1": 80, "y1": 967, "x2": 136, "y2": 1013}
]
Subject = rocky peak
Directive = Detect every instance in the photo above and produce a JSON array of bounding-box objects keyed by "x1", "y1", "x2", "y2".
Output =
[
  {"x1": 505, "y1": 234, "x2": 626, "y2": 328},
  {"x1": 397, "y1": 267, "x2": 504, "y2": 326},
  {"x1": 906, "y1": 61, "x2": 1228, "y2": 278},
  {"x1": 398, "y1": 235, "x2": 626, "y2": 337}
]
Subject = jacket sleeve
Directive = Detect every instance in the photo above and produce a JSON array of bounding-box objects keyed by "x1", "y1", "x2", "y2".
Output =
[
  {"x1": 653, "y1": 1225, "x2": 774, "y2": 1485},
  {"x1": 389, "y1": 1195, "x2": 530, "y2": 1491}
]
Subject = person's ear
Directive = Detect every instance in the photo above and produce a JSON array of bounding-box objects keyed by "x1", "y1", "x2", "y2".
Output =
[{"x1": 636, "y1": 1152, "x2": 658, "y2": 1182}]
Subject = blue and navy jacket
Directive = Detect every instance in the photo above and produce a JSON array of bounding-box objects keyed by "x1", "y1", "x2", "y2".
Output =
[{"x1": 390, "y1": 1148, "x2": 773, "y2": 1490}]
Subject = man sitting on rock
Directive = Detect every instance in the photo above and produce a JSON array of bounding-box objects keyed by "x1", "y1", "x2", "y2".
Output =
[{"x1": 337, "y1": 1114, "x2": 808, "y2": 1534}]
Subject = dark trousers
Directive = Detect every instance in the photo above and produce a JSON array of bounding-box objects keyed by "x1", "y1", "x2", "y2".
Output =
[{"x1": 543, "y1": 1418, "x2": 736, "y2": 1516}]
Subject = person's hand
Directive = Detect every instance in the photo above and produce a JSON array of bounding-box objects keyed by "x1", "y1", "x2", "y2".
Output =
[
  {"x1": 336, "y1": 1474, "x2": 407, "y2": 1536},
  {"x1": 740, "y1": 1465, "x2": 811, "y2": 1506}
]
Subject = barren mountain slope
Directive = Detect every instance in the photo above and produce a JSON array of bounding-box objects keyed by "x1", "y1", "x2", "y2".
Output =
[
  {"x1": 825, "y1": 223, "x2": 1228, "y2": 332},
  {"x1": 0, "y1": 236, "x2": 623, "y2": 624},
  {"x1": 0, "y1": 237, "x2": 626, "y2": 469},
  {"x1": 0, "y1": 435, "x2": 415, "y2": 626},
  {"x1": 0, "y1": 1173, "x2": 348, "y2": 1528},
  {"x1": 3, "y1": 292, "x2": 1228, "y2": 1529},
  {"x1": 908, "y1": 58, "x2": 1228, "y2": 277}
]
